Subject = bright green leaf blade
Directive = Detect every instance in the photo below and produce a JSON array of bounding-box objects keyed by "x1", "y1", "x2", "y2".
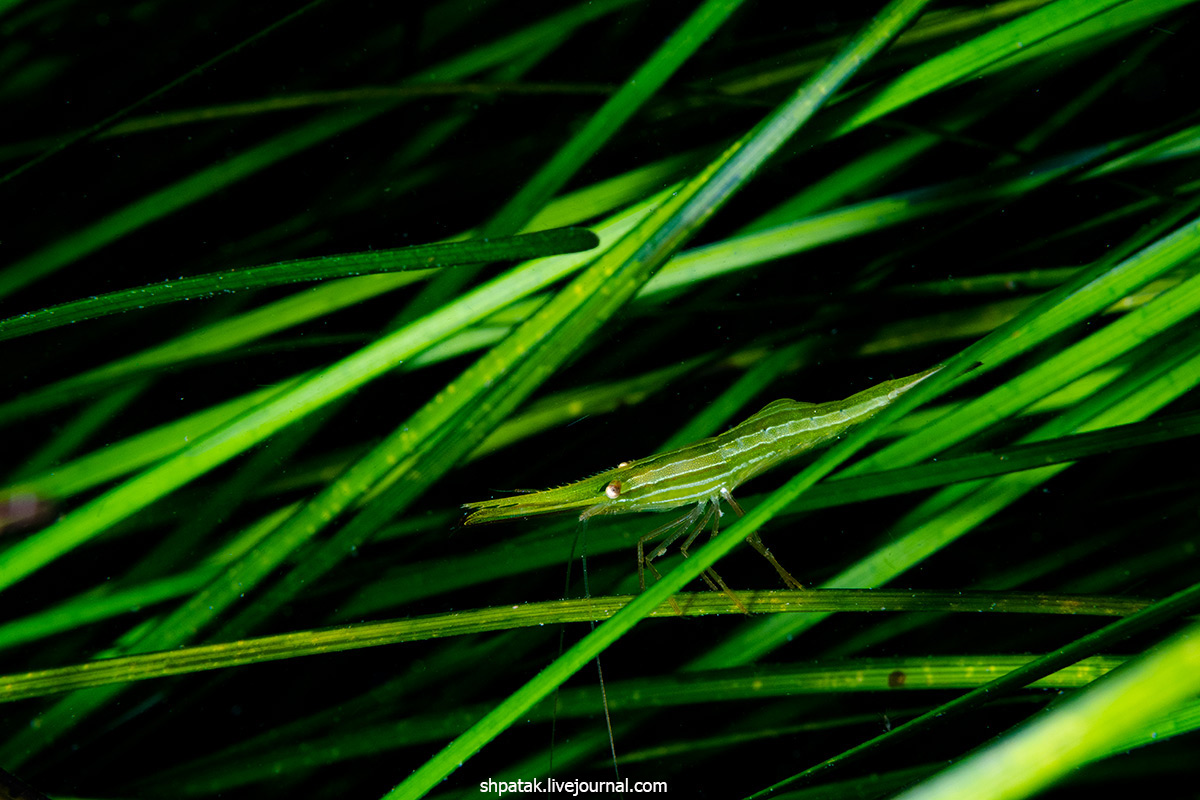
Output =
[
  {"x1": 835, "y1": 0, "x2": 1194, "y2": 136},
  {"x1": 892, "y1": 618, "x2": 1200, "y2": 800}
]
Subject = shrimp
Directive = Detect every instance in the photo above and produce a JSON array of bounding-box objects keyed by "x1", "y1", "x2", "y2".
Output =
[{"x1": 464, "y1": 365, "x2": 942, "y2": 595}]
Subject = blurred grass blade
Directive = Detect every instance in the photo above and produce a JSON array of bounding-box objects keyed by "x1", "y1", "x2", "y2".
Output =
[
  {"x1": 141, "y1": 657, "x2": 1124, "y2": 795},
  {"x1": 0, "y1": 106, "x2": 369, "y2": 299},
  {"x1": 753, "y1": 575, "x2": 1200, "y2": 797},
  {"x1": 0, "y1": 0, "x2": 329, "y2": 185},
  {"x1": 891, "y1": 618, "x2": 1200, "y2": 800},
  {"x1": 8, "y1": 379, "x2": 306, "y2": 498},
  {"x1": 0, "y1": 0, "x2": 635, "y2": 300}
]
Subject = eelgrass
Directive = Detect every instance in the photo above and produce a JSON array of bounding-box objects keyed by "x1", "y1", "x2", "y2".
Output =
[{"x1": 3, "y1": 1, "x2": 1200, "y2": 798}]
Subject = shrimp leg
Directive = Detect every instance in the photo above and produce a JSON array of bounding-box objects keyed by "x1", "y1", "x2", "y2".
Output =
[
  {"x1": 721, "y1": 488, "x2": 803, "y2": 589},
  {"x1": 637, "y1": 503, "x2": 705, "y2": 590}
]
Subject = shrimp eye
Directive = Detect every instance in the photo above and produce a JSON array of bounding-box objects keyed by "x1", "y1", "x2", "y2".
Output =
[{"x1": 604, "y1": 480, "x2": 622, "y2": 499}]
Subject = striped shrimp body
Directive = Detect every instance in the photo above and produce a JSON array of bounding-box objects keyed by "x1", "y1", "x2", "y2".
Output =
[{"x1": 463, "y1": 365, "x2": 941, "y2": 596}]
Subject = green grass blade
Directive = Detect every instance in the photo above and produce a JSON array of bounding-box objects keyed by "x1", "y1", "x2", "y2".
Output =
[
  {"x1": 0, "y1": 228, "x2": 597, "y2": 342},
  {"x1": 484, "y1": 0, "x2": 748, "y2": 237},
  {"x1": 835, "y1": 0, "x2": 1190, "y2": 135},
  {"x1": 398, "y1": 0, "x2": 748, "y2": 322},
  {"x1": 859, "y1": 245, "x2": 1200, "y2": 472},
  {"x1": 891, "y1": 618, "x2": 1200, "y2": 800},
  {"x1": 0, "y1": 593, "x2": 1143, "y2": 703}
]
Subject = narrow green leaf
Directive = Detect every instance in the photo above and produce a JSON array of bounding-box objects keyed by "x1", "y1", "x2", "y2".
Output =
[
  {"x1": 0, "y1": 228, "x2": 598, "y2": 342},
  {"x1": 892, "y1": 618, "x2": 1200, "y2": 800}
]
